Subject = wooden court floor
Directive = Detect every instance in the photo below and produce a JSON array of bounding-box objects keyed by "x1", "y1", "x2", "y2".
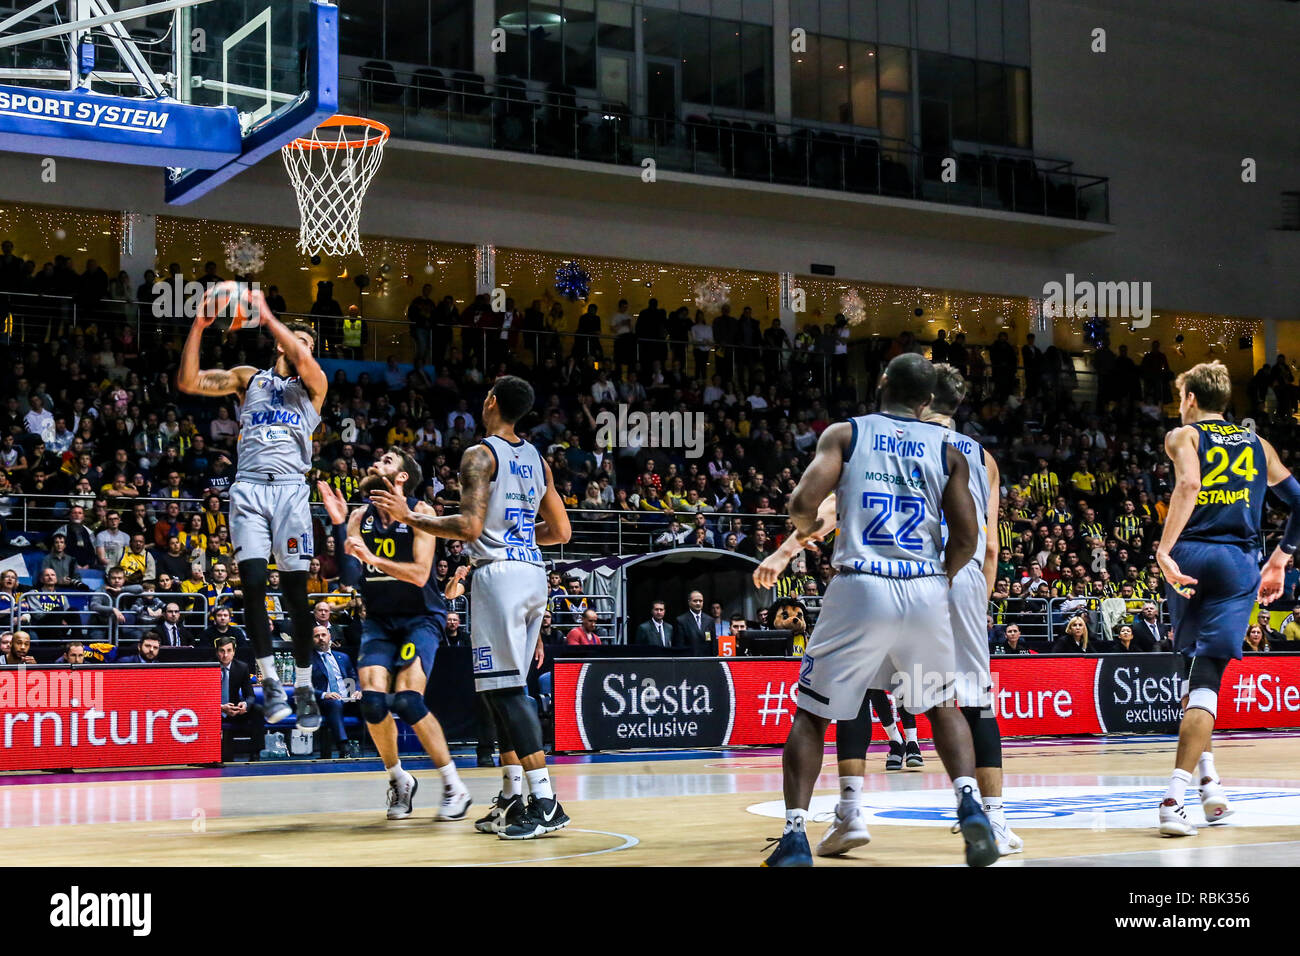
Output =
[{"x1": 4, "y1": 732, "x2": 1300, "y2": 866}]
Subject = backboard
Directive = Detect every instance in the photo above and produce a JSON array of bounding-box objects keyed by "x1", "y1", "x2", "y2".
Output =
[
  {"x1": 0, "y1": 0, "x2": 336, "y2": 203},
  {"x1": 165, "y1": 0, "x2": 338, "y2": 204}
]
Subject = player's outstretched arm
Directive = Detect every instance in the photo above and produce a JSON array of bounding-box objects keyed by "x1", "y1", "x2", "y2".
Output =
[
  {"x1": 983, "y1": 451, "x2": 1001, "y2": 599},
  {"x1": 789, "y1": 423, "x2": 850, "y2": 539},
  {"x1": 178, "y1": 309, "x2": 255, "y2": 398},
  {"x1": 1257, "y1": 435, "x2": 1300, "y2": 604},
  {"x1": 754, "y1": 493, "x2": 837, "y2": 588},
  {"x1": 370, "y1": 443, "x2": 492, "y2": 542},
  {"x1": 1155, "y1": 426, "x2": 1202, "y2": 596},
  {"x1": 941, "y1": 446, "x2": 977, "y2": 580},
  {"x1": 535, "y1": 459, "x2": 573, "y2": 546},
  {"x1": 260, "y1": 305, "x2": 328, "y2": 412}
]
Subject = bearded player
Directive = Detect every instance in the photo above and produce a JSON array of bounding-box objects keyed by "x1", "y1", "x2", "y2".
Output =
[
  {"x1": 317, "y1": 450, "x2": 472, "y2": 821},
  {"x1": 179, "y1": 284, "x2": 323, "y2": 731},
  {"x1": 1156, "y1": 361, "x2": 1300, "y2": 835},
  {"x1": 372, "y1": 375, "x2": 573, "y2": 840}
]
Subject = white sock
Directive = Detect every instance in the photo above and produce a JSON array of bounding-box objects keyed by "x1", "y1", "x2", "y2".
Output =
[
  {"x1": 953, "y1": 775, "x2": 982, "y2": 805},
  {"x1": 1198, "y1": 751, "x2": 1218, "y2": 784},
  {"x1": 502, "y1": 764, "x2": 524, "y2": 798},
  {"x1": 838, "y1": 775, "x2": 864, "y2": 816},
  {"x1": 883, "y1": 722, "x2": 902, "y2": 745},
  {"x1": 438, "y1": 761, "x2": 462, "y2": 789},
  {"x1": 904, "y1": 727, "x2": 919, "y2": 744},
  {"x1": 525, "y1": 767, "x2": 554, "y2": 801},
  {"x1": 983, "y1": 795, "x2": 1003, "y2": 811},
  {"x1": 1165, "y1": 768, "x2": 1192, "y2": 805},
  {"x1": 784, "y1": 808, "x2": 807, "y2": 834},
  {"x1": 386, "y1": 760, "x2": 406, "y2": 782},
  {"x1": 983, "y1": 795, "x2": 1005, "y2": 827},
  {"x1": 294, "y1": 665, "x2": 312, "y2": 689},
  {"x1": 257, "y1": 656, "x2": 278, "y2": 684}
]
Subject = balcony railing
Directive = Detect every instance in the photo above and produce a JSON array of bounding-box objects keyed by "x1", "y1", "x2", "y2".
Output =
[{"x1": 340, "y1": 72, "x2": 1109, "y2": 223}]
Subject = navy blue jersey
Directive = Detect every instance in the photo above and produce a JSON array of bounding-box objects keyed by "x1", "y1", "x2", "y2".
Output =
[
  {"x1": 357, "y1": 499, "x2": 444, "y2": 617},
  {"x1": 1180, "y1": 421, "x2": 1268, "y2": 549}
]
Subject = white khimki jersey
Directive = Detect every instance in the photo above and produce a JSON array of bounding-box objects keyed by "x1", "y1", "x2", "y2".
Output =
[
  {"x1": 467, "y1": 435, "x2": 546, "y2": 566},
  {"x1": 944, "y1": 431, "x2": 989, "y2": 570},
  {"x1": 236, "y1": 368, "x2": 319, "y2": 477},
  {"x1": 832, "y1": 413, "x2": 950, "y2": 578}
]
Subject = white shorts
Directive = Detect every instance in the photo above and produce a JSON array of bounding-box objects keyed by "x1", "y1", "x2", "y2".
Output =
[
  {"x1": 799, "y1": 572, "x2": 954, "y2": 719},
  {"x1": 469, "y1": 561, "x2": 547, "y2": 692},
  {"x1": 949, "y1": 563, "x2": 994, "y2": 709},
  {"x1": 230, "y1": 478, "x2": 313, "y2": 572}
]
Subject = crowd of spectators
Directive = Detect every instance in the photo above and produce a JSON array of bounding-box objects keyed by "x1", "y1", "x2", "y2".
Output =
[{"x1": 3, "y1": 246, "x2": 1300, "y2": 671}]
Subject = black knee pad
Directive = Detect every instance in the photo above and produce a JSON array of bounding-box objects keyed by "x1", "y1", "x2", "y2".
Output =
[
  {"x1": 961, "y1": 706, "x2": 1003, "y2": 769},
  {"x1": 487, "y1": 687, "x2": 543, "y2": 757},
  {"x1": 866, "y1": 689, "x2": 894, "y2": 727},
  {"x1": 835, "y1": 694, "x2": 872, "y2": 761},
  {"x1": 278, "y1": 571, "x2": 314, "y2": 666},
  {"x1": 391, "y1": 689, "x2": 430, "y2": 726},
  {"x1": 238, "y1": 559, "x2": 272, "y2": 656},
  {"x1": 897, "y1": 706, "x2": 917, "y2": 730},
  {"x1": 360, "y1": 690, "x2": 389, "y2": 725}
]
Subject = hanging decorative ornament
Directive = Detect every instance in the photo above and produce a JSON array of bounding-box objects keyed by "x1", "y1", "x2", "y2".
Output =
[
  {"x1": 839, "y1": 288, "x2": 867, "y2": 326},
  {"x1": 554, "y1": 260, "x2": 591, "y2": 301},
  {"x1": 223, "y1": 236, "x2": 266, "y2": 276},
  {"x1": 694, "y1": 275, "x2": 730, "y2": 313}
]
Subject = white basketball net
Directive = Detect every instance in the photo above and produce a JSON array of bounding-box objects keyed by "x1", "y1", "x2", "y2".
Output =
[{"x1": 281, "y1": 116, "x2": 389, "y2": 258}]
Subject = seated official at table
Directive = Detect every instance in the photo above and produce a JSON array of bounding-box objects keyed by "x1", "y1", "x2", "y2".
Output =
[
  {"x1": 216, "y1": 635, "x2": 263, "y2": 761},
  {"x1": 310, "y1": 624, "x2": 360, "y2": 758}
]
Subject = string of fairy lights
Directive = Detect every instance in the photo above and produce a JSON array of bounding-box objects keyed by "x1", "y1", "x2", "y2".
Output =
[{"x1": 0, "y1": 204, "x2": 123, "y2": 260}]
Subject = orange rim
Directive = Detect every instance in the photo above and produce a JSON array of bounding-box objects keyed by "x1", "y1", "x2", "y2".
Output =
[{"x1": 285, "y1": 114, "x2": 391, "y2": 151}]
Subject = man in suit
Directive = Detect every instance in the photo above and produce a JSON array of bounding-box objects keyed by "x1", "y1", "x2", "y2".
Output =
[
  {"x1": 1130, "y1": 602, "x2": 1163, "y2": 651},
  {"x1": 156, "y1": 601, "x2": 200, "y2": 647},
  {"x1": 118, "y1": 631, "x2": 162, "y2": 664},
  {"x1": 633, "y1": 600, "x2": 675, "y2": 647},
  {"x1": 217, "y1": 635, "x2": 263, "y2": 761},
  {"x1": 674, "y1": 590, "x2": 715, "y2": 655},
  {"x1": 310, "y1": 624, "x2": 361, "y2": 758}
]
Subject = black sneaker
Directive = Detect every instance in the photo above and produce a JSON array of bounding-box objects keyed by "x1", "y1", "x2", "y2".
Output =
[
  {"x1": 294, "y1": 686, "x2": 322, "y2": 734},
  {"x1": 498, "y1": 794, "x2": 569, "y2": 840},
  {"x1": 262, "y1": 679, "x2": 291, "y2": 724},
  {"x1": 904, "y1": 740, "x2": 924, "y2": 770},
  {"x1": 955, "y1": 787, "x2": 999, "y2": 867},
  {"x1": 474, "y1": 792, "x2": 523, "y2": 834},
  {"x1": 761, "y1": 826, "x2": 813, "y2": 867},
  {"x1": 885, "y1": 740, "x2": 905, "y2": 772}
]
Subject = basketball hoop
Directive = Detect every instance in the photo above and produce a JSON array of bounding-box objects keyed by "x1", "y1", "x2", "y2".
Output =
[{"x1": 281, "y1": 115, "x2": 390, "y2": 258}]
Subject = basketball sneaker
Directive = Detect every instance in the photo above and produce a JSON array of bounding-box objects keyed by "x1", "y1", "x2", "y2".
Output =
[
  {"x1": 474, "y1": 792, "x2": 522, "y2": 833},
  {"x1": 262, "y1": 679, "x2": 291, "y2": 725},
  {"x1": 904, "y1": 740, "x2": 924, "y2": 770},
  {"x1": 885, "y1": 740, "x2": 905, "y2": 771},
  {"x1": 991, "y1": 816, "x2": 1024, "y2": 855},
  {"x1": 498, "y1": 794, "x2": 569, "y2": 840},
  {"x1": 955, "y1": 787, "x2": 999, "y2": 867},
  {"x1": 762, "y1": 822, "x2": 813, "y2": 867},
  {"x1": 294, "y1": 686, "x2": 322, "y2": 734},
  {"x1": 1158, "y1": 798, "x2": 1198, "y2": 837},
  {"x1": 815, "y1": 806, "x2": 872, "y2": 857},
  {"x1": 386, "y1": 773, "x2": 417, "y2": 820},
  {"x1": 437, "y1": 783, "x2": 473, "y2": 821},
  {"x1": 1199, "y1": 778, "x2": 1234, "y2": 823}
]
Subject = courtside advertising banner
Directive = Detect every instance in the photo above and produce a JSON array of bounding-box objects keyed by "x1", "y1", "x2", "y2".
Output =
[
  {"x1": 0, "y1": 664, "x2": 221, "y2": 771},
  {"x1": 554, "y1": 654, "x2": 1300, "y2": 752}
]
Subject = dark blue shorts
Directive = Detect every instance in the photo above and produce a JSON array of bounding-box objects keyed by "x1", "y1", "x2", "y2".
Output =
[
  {"x1": 1165, "y1": 541, "x2": 1257, "y2": 662},
  {"x1": 358, "y1": 614, "x2": 444, "y2": 677}
]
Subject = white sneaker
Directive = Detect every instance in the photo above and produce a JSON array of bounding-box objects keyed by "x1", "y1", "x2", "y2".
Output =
[
  {"x1": 386, "y1": 773, "x2": 418, "y2": 820},
  {"x1": 815, "y1": 805, "x2": 872, "y2": 857},
  {"x1": 1199, "y1": 778, "x2": 1234, "y2": 823},
  {"x1": 1158, "y1": 799, "x2": 1198, "y2": 837},
  {"x1": 993, "y1": 820, "x2": 1024, "y2": 855},
  {"x1": 437, "y1": 783, "x2": 473, "y2": 821}
]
